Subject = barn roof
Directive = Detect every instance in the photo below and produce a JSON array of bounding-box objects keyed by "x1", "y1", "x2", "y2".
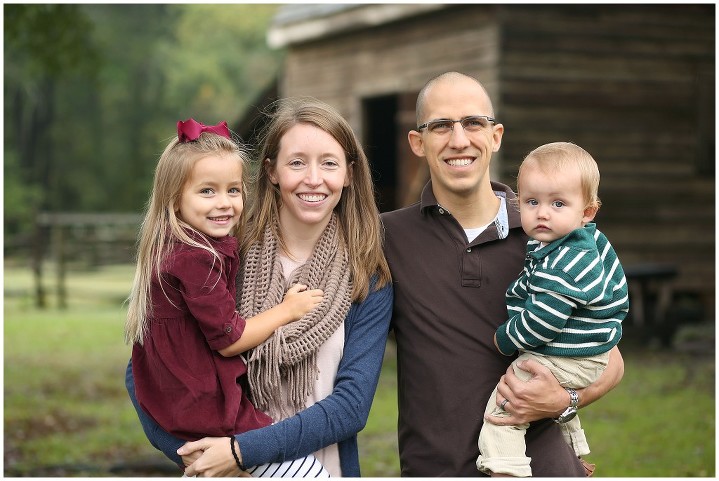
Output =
[{"x1": 268, "y1": 3, "x2": 448, "y2": 48}]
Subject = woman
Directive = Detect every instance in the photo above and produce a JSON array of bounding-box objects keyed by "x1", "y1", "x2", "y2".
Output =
[{"x1": 125, "y1": 97, "x2": 393, "y2": 477}]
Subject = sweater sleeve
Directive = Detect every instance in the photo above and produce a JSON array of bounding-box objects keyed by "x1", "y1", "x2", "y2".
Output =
[
  {"x1": 495, "y1": 266, "x2": 586, "y2": 355},
  {"x1": 236, "y1": 280, "x2": 393, "y2": 471},
  {"x1": 168, "y1": 249, "x2": 246, "y2": 351}
]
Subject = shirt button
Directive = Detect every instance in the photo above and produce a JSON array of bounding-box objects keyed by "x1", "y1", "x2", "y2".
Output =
[
  {"x1": 224, "y1": 326, "x2": 232, "y2": 333},
  {"x1": 466, "y1": 248, "x2": 472, "y2": 253}
]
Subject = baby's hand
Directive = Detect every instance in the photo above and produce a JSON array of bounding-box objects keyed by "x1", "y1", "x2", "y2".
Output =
[{"x1": 282, "y1": 283, "x2": 323, "y2": 321}]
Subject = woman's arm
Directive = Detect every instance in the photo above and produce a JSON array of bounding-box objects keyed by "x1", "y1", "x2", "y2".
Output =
[
  {"x1": 486, "y1": 345, "x2": 624, "y2": 425},
  {"x1": 234, "y1": 281, "x2": 392, "y2": 465}
]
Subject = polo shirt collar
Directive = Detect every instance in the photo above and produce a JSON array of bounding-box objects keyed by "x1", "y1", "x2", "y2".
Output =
[{"x1": 419, "y1": 180, "x2": 522, "y2": 239}]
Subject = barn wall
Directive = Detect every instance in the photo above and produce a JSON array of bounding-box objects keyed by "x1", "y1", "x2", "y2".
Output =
[
  {"x1": 277, "y1": 6, "x2": 502, "y2": 148},
  {"x1": 276, "y1": 4, "x2": 514, "y2": 214},
  {"x1": 497, "y1": 4, "x2": 715, "y2": 312},
  {"x1": 273, "y1": 4, "x2": 715, "y2": 316}
]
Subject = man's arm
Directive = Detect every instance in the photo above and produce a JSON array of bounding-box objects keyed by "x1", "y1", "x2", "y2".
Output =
[
  {"x1": 576, "y1": 345, "x2": 624, "y2": 408},
  {"x1": 486, "y1": 345, "x2": 624, "y2": 425}
]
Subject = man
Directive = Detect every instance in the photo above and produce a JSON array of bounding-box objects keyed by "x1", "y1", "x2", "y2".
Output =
[{"x1": 381, "y1": 72, "x2": 624, "y2": 476}]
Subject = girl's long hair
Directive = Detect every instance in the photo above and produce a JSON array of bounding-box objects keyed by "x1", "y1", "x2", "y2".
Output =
[
  {"x1": 125, "y1": 133, "x2": 247, "y2": 345},
  {"x1": 243, "y1": 97, "x2": 391, "y2": 302}
]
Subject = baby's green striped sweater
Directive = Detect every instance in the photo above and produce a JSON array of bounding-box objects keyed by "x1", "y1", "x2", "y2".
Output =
[{"x1": 495, "y1": 223, "x2": 629, "y2": 357}]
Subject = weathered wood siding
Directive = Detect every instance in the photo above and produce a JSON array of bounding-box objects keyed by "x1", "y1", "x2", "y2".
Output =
[
  {"x1": 276, "y1": 5, "x2": 509, "y2": 216},
  {"x1": 497, "y1": 5, "x2": 715, "y2": 312},
  {"x1": 277, "y1": 5, "x2": 502, "y2": 142},
  {"x1": 274, "y1": 4, "x2": 715, "y2": 315}
]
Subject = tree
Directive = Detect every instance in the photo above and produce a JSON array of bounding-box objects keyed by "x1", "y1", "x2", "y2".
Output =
[
  {"x1": 79, "y1": 4, "x2": 178, "y2": 212},
  {"x1": 159, "y1": 4, "x2": 282, "y2": 124},
  {"x1": 4, "y1": 4, "x2": 99, "y2": 236},
  {"x1": 4, "y1": 4, "x2": 283, "y2": 240}
]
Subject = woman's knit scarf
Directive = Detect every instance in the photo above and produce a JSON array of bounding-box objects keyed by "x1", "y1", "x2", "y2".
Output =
[{"x1": 238, "y1": 213, "x2": 352, "y2": 421}]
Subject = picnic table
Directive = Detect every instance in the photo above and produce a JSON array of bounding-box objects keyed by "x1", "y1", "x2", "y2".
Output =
[{"x1": 623, "y1": 263, "x2": 678, "y2": 345}]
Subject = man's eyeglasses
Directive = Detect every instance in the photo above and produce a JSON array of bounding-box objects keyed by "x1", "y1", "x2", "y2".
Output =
[{"x1": 417, "y1": 115, "x2": 496, "y2": 135}]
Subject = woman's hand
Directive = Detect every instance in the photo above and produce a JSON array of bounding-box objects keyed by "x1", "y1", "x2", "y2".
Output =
[
  {"x1": 178, "y1": 437, "x2": 249, "y2": 477},
  {"x1": 180, "y1": 446, "x2": 203, "y2": 468}
]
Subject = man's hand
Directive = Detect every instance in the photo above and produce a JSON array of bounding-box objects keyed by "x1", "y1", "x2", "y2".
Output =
[
  {"x1": 485, "y1": 346, "x2": 624, "y2": 426},
  {"x1": 485, "y1": 358, "x2": 567, "y2": 426}
]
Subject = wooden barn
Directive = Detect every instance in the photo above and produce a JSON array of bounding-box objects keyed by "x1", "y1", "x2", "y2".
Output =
[{"x1": 239, "y1": 4, "x2": 715, "y2": 337}]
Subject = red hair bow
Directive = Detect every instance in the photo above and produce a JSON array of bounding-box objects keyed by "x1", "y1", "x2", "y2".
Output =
[{"x1": 177, "y1": 118, "x2": 231, "y2": 143}]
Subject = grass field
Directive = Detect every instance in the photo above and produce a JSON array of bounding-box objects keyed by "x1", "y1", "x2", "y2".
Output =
[{"x1": 3, "y1": 262, "x2": 715, "y2": 476}]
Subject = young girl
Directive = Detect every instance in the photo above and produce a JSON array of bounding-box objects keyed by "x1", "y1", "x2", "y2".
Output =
[{"x1": 124, "y1": 119, "x2": 329, "y2": 477}]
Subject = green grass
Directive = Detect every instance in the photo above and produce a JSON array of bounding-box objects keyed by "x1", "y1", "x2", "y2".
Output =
[
  {"x1": 4, "y1": 263, "x2": 175, "y2": 476},
  {"x1": 578, "y1": 343, "x2": 715, "y2": 476},
  {"x1": 358, "y1": 340, "x2": 400, "y2": 476},
  {"x1": 3, "y1": 262, "x2": 715, "y2": 476}
]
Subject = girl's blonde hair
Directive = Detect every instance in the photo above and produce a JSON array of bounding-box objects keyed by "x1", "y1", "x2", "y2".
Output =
[
  {"x1": 518, "y1": 141, "x2": 602, "y2": 211},
  {"x1": 125, "y1": 132, "x2": 248, "y2": 345},
  {"x1": 243, "y1": 97, "x2": 391, "y2": 302}
]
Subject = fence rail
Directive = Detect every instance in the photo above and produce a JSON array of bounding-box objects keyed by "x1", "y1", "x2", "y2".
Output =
[{"x1": 26, "y1": 212, "x2": 142, "y2": 309}]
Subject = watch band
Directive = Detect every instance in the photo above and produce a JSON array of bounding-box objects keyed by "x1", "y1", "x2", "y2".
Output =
[
  {"x1": 554, "y1": 388, "x2": 579, "y2": 424},
  {"x1": 566, "y1": 387, "x2": 579, "y2": 408}
]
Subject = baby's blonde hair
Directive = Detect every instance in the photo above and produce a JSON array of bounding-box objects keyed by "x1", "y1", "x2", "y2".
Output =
[
  {"x1": 517, "y1": 141, "x2": 602, "y2": 211},
  {"x1": 124, "y1": 132, "x2": 248, "y2": 345}
]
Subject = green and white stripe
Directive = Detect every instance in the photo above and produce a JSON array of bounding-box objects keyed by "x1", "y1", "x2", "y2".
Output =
[{"x1": 496, "y1": 223, "x2": 628, "y2": 357}]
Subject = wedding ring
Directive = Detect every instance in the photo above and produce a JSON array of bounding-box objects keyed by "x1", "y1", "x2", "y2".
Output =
[{"x1": 500, "y1": 399, "x2": 510, "y2": 411}]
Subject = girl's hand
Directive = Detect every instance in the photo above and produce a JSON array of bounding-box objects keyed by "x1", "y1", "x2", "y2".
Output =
[{"x1": 282, "y1": 284, "x2": 323, "y2": 321}]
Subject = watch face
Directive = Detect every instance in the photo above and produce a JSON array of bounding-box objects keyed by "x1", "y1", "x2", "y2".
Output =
[{"x1": 558, "y1": 407, "x2": 578, "y2": 424}]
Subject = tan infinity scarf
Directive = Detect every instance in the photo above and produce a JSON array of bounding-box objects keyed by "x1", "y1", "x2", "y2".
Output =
[{"x1": 238, "y1": 213, "x2": 352, "y2": 420}]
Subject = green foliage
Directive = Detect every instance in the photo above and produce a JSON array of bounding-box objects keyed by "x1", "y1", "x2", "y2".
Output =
[
  {"x1": 3, "y1": 150, "x2": 42, "y2": 238},
  {"x1": 80, "y1": 5, "x2": 178, "y2": 212},
  {"x1": 4, "y1": 4, "x2": 99, "y2": 78},
  {"x1": 4, "y1": 5, "x2": 283, "y2": 239},
  {"x1": 4, "y1": 4, "x2": 101, "y2": 236},
  {"x1": 160, "y1": 4, "x2": 282, "y2": 123}
]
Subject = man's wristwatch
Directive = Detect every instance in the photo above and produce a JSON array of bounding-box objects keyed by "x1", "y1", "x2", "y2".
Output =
[{"x1": 555, "y1": 388, "x2": 579, "y2": 424}]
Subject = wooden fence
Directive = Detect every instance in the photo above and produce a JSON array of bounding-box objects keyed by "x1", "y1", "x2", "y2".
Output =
[{"x1": 28, "y1": 212, "x2": 142, "y2": 308}]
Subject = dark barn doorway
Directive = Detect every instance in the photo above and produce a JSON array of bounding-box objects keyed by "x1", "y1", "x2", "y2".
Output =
[{"x1": 363, "y1": 94, "x2": 398, "y2": 212}]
